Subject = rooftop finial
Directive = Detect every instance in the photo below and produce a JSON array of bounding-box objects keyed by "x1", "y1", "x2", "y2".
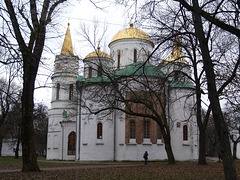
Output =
[{"x1": 130, "y1": 23, "x2": 134, "y2": 28}]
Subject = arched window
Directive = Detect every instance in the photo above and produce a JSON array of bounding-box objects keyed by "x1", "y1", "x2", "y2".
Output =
[
  {"x1": 144, "y1": 120, "x2": 150, "y2": 138},
  {"x1": 89, "y1": 66, "x2": 92, "y2": 78},
  {"x1": 117, "y1": 50, "x2": 120, "y2": 69},
  {"x1": 157, "y1": 125, "x2": 162, "y2": 139},
  {"x1": 69, "y1": 84, "x2": 73, "y2": 100},
  {"x1": 68, "y1": 131, "x2": 76, "y2": 155},
  {"x1": 53, "y1": 135, "x2": 58, "y2": 148},
  {"x1": 173, "y1": 70, "x2": 182, "y2": 81},
  {"x1": 130, "y1": 120, "x2": 136, "y2": 138},
  {"x1": 97, "y1": 123, "x2": 103, "y2": 139},
  {"x1": 98, "y1": 66, "x2": 102, "y2": 76},
  {"x1": 84, "y1": 67, "x2": 87, "y2": 78},
  {"x1": 56, "y1": 83, "x2": 60, "y2": 100},
  {"x1": 183, "y1": 125, "x2": 188, "y2": 141},
  {"x1": 134, "y1": 49, "x2": 137, "y2": 62}
]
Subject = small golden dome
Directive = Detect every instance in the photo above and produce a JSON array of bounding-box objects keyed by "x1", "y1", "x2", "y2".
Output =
[
  {"x1": 109, "y1": 23, "x2": 153, "y2": 46},
  {"x1": 85, "y1": 47, "x2": 112, "y2": 59},
  {"x1": 161, "y1": 36, "x2": 187, "y2": 64}
]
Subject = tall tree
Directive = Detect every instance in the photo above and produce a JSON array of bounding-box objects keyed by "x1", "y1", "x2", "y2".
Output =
[
  {"x1": 1, "y1": 0, "x2": 106, "y2": 171},
  {"x1": 2, "y1": 0, "x2": 74, "y2": 171},
  {"x1": 174, "y1": 0, "x2": 240, "y2": 179},
  {"x1": 137, "y1": 0, "x2": 209, "y2": 164}
]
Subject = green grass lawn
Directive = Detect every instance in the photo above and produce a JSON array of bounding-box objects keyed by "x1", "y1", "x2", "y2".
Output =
[{"x1": 0, "y1": 157, "x2": 238, "y2": 179}]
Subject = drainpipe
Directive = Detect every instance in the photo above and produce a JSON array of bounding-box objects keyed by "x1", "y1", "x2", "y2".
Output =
[
  {"x1": 60, "y1": 122, "x2": 64, "y2": 160},
  {"x1": 113, "y1": 100, "x2": 117, "y2": 161},
  {"x1": 78, "y1": 86, "x2": 82, "y2": 161}
]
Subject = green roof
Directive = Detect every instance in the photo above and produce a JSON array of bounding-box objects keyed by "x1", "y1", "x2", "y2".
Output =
[
  {"x1": 84, "y1": 76, "x2": 110, "y2": 83},
  {"x1": 77, "y1": 62, "x2": 166, "y2": 87},
  {"x1": 78, "y1": 76, "x2": 84, "y2": 81},
  {"x1": 115, "y1": 62, "x2": 165, "y2": 77},
  {"x1": 170, "y1": 81, "x2": 195, "y2": 89}
]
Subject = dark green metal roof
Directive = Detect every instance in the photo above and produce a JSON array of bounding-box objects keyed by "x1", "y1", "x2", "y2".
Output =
[
  {"x1": 77, "y1": 76, "x2": 110, "y2": 85},
  {"x1": 77, "y1": 62, "x2": 166, "y2": 87},
  {"x1": 115, "y1": 62, "x2": 165, "y2": 77},
  {"x1": 170, "y1": 81, "x2": 195, "y2": 89}
]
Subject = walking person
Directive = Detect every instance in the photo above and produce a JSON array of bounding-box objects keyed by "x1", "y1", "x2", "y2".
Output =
[
  {"x1": 218, "y1": 153, "x2": 222, "y2": 162},
  {"x1": 143, "y1": 151, "x2": 148, "y2": 165}
]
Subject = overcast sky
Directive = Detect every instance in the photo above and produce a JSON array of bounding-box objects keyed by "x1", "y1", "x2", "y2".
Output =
[{"x1": 34, "y1": 1, "x2": 134, "y2": 107}]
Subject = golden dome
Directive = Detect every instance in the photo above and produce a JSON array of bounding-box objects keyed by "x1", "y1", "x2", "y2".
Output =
[
  {"x1": 85, "y1": 47, "x2": 112, "y2": 59},
  {"x1": 162, "y1": 36, "x2": 187, "y2": 64},
  {"x1": 109, "y1": 23, "x2": 153, "y2": 46}
]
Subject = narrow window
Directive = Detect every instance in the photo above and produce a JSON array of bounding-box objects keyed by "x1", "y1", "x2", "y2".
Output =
[
  {"x1": 130, "y1": 120, "x2": 136, "y2": 138},
  {"x1": 56, "y1": 83, "x2": 60, "y2": 100},
  {"x1": 144, "y1": 120, "x2": 150, "y2": 138},
  {"x1": 68, "y1": 131, "x2": 76, "y2": 155},
  {"x1": 117, "y1": 50, "x2": 120, "y2": 69},
  {"x1": 89, "y1": 66, "x2": 92, "y2": 78},
  {"x1": 98, "y1": 66, "x2": 102, "y2": 76},
  {"x1": 134, "y1": 49, "x2": 137, "y2": 62},
  {"x1": 69, "y1": 84, "x2": 73, "y2": 100},
  {"x1": 174, "y1": 70, "x2": 181, "y2": 81},
  {"x1": 183, "y1": 125, "x2": 188, "y2": 141},
  {"x1": 157, "y1": 125, "x2": 162, "y2": 139},
  {"x1": 97, "y1": 123, "x2": 103, "y2": 139},
  {"x1": 84, "y1": 67, "x2": 87, "y2": 78}
]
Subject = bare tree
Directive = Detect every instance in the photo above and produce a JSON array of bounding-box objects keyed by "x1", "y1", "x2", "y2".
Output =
[
  {"x1": 174, "y1": 0, "x2": 240, "y2": 179},
  {"x1": 1, "y1": 0, "x2": 101, "y2": 172},
  {"x1": 0, "y1": 68, "x2": 21, "y2": 156}
]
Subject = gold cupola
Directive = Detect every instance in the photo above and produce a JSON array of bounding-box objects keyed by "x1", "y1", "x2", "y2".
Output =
[
  {"x1": 162, "y1": 36, "x2": 186, "y2": 64},
  {"x1": 109, "y1": 23, "x2": 154, "y2": 47},
  {"x1": 61, "y1": 23, "x2": 74, "y2": 56},
  {"x1": 85, "y1": 47, "x2": 112, "y2": 59}
]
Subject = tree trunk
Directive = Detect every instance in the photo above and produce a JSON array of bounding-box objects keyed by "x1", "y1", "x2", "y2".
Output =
[
  {"x1": 164, "y1": 134, "x2": 176, "y2": 164},
  {"x1": 0, "y1": 133, "x2": 2, "y2": 157},
  {"x1": 15, "y1": 138, "x2": 20, "y2": 159},
  {"x1": 233, "y1": 142, "x2": 237, "y2": 159},
  {"x1": 21, "y1": 56, "x2": 40, "y2": 172},
  {"x1": 196, "y1": 85, "x2": 207, "y2": 165},
  {"x1": 198, "y1": 128, "x2": 207, "y2": 164},
  {"x1": 192, "y1": 1, "x2": 237, "y2": 179}
]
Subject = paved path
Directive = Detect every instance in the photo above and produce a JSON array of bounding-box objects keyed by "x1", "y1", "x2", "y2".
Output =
[{"x1": 0, "y1": 164, "x2": 143, "y2": 173}]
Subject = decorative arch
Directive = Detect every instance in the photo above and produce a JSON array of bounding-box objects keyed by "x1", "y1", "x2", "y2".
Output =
[{"x1": 67, "y1": 131, "x2": 76, "y2": 155}]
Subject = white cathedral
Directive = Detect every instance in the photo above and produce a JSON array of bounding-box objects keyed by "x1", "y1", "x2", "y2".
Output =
[{"x1": 46, "y1": 23, "x2": 199, "y2": 161}]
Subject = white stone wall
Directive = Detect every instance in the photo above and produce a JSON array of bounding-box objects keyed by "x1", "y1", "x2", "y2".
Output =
[
  {"x1": 47, "y1": 53, "x2": 79, "y2": 160},
  {"x1": 169, "y1": 88, "x2": 198, "y2": 160},
  {"x1": 79, "y1": 100, "x2": 115, "y2": 161},
  {"x1": 109, "y1": 39, "x2": 153, "y2": 69},
  {"x1": 83, "y1": 57, "x2": 114, "y2": 78},
  {"x1": 76, "y1": 84, "x2": 198, "y2": 161},
  {"x1": 1, "y1": 139, "x2": 22, "y2": 157}
]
